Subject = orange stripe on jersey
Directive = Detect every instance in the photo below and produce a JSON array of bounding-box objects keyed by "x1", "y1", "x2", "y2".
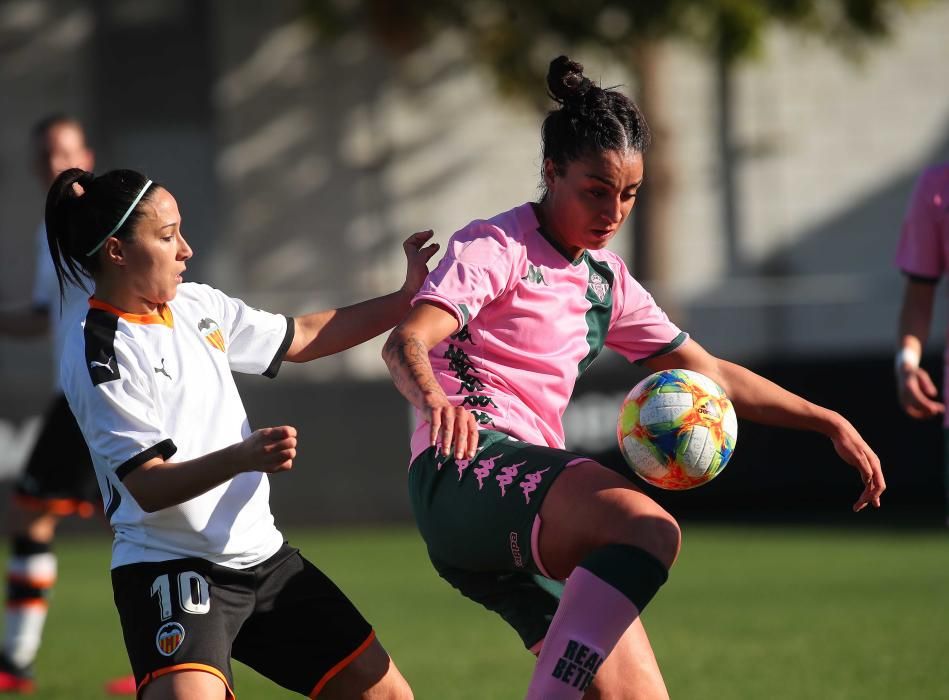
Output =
[
  {"x1": 7, "y1": 573, "x2": 56, "y2": 589},
  {"x1": 88, "y1": 298, "x2": 174, "y2": 327},
  {"x1": 309, "y1": 629, "x2": 376, "y2": 698},
  {"x1": 141, "y1": 663, "x2": 234, "y2": 700},
  {"x1": 6, "y1": 599, "x2": 48, "y2": 610},
  {"x1": 14, "y1": 494, "x2": 97, "y2": 518}
]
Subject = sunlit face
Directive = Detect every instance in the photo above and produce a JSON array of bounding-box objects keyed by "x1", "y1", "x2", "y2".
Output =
[
  {"x1": 107, "y1": 187, "x2": 192, "y2": 309},
  {"x1": 38, "y1": 123, "x2": 94, "y2": 186},
  {"x1": 541, "y1": 149, "x2": 644, "y2": 260}
]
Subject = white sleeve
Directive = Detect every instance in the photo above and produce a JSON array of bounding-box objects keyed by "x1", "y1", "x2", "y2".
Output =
[
  {"x1": 63, "y1": 325, "x2": 176, "y2": 481},
  {"x1": 203, "y1": 285, "x2": 295, "y2": 377}
]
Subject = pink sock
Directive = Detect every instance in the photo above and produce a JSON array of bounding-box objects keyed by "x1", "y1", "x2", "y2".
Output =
[{"x1": 525, "y1": 567, "x2": 640, "y2": 699}]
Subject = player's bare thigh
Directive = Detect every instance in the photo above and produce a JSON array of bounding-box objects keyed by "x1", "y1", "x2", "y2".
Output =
[
  {"x1": 140, "y1": 668, "x2": 228, "y2": 699},
  {"x1": 139, "y1": 641, "x2": 412, "y2": 700},
  {"x1": 320, "y1": 638, "x2": 413, "y2": 700},
  {"x1": 538, "y1": 460, "x2": 681, "y2": 580}
]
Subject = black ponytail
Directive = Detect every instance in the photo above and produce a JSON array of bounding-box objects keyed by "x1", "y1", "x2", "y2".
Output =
[
  {"x1": 45, "y1": 168, "x2": 157, "y2": 301},
  {"x1": 541, "y1": 56, "x2": 650, "y2": 190}
]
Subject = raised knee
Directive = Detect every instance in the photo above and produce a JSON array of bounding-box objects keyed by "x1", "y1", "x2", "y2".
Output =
[{"x1": 655, "y1": 514, "x2": 681, "y2": 568}]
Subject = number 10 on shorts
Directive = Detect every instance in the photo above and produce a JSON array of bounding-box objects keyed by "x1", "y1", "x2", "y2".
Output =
[{"x1": 151, "y1": 572, "x2": 211, "y2": 620}]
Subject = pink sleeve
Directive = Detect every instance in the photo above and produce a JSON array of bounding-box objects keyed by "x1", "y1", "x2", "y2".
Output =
[
  {"x1": 412, "y1": 222, "x2": 518, "y2": 328},
  {"x1": 894, "y1": 168, "x2": 945, "y2": 279},
  {"x1": 605, "y1": 257, "x2": 686, "y2": 364}
]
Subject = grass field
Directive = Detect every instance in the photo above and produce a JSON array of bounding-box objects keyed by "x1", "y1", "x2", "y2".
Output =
[{"x1": 22, "y1": 524, "x2": 949, "y2": 699}]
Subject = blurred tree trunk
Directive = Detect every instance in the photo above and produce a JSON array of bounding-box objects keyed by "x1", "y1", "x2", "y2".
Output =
[
  {"x1": 631, "y1": 40, "x2": 679, "y2": 318},
  {"x1": 716, "y1": 46, "x2": 742, "y2": 274}
]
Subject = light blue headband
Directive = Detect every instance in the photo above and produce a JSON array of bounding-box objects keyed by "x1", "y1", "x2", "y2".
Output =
[{"x1": 85, "y1": 179, "x2": 153, "y2": 256}]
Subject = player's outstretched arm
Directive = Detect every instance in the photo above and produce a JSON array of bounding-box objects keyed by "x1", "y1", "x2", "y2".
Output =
[
  {"x1": 285, "y1": 231, "x2": 439, "y2": 363},
  {"x1": 383, "y1": 301, "x2": 479, "y2": 461},
  {"x1": 896, "y1": 279, "x2": 944, "y2": 419},
  {"x1": 645, "y1": 338, "x2": 885, "y2": 512},
  {"x1": 121, "y1": 426, "x2": 297, "y2": 512}
]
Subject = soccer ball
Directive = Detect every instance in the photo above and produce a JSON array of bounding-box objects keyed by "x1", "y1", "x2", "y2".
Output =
[{"x1": 617, "y1": 369, "x2": 737, "y2": 490}]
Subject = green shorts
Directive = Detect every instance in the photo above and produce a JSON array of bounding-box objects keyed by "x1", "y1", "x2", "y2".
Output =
[{"x1": 408, "y1": 429, "x2": 586, "y2": 648}]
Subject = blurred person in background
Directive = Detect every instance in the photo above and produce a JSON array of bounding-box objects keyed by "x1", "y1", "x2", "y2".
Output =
[
  {"x1": 0, "y1": 115, "x2": 136, "y2": 694},
  {"x1": 46, "y1": 165, "x2": 434, "y2": 699},
  {"x1": 894, "y1": 162, "x2": 949, "y2": 525},
  {"x1": 383, "y1": 56, "x2": 885, "y2": 700}
]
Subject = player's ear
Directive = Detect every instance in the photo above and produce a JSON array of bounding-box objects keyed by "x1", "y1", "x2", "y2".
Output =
[
  {"x1": 542, "y1": 158, "x2": 558, "y2": 191},
  {"x1": 103, "y1": 237, "x2": 126, "y2": 266}
]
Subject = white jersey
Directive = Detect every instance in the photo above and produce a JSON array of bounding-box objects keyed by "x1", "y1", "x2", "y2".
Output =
[
  {"x1": 60, "y1": 282, "x2": 295, "y2": 570},
  {"x1": 31, "y1": 223, "x2": 91, "y2": 390}
]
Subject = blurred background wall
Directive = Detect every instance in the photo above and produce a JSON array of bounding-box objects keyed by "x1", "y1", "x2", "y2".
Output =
[{"x1": 1, "y1": 0, "x2": 947, "y2": 525}]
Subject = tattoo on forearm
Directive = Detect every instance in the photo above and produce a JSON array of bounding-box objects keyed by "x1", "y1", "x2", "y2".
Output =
[{"x1": 383, "y1": 334, "x2": 442, "y2": 403}]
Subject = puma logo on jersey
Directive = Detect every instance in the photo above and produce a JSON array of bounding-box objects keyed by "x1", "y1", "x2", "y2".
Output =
[
  {"x1": 89, "y1": 358, "x2": 114, "y2": 373},
  {"x1": 154, "y1": 358, "x2": 172, "y2": 380},
  {"x1": 87, "y1": 353, "x2": 119, "y2": 385}
]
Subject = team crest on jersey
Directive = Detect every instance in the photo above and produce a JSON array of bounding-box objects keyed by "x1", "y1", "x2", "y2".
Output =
[
  {"x1": 197, "y1": 318, "x2": 226, "y2": 352},
  {"x1": 589, "y1": 273, "x2": 609, "y2": 302},
  {"x1": 156, "y1": 622, "x2": 186, "y2": 656}
]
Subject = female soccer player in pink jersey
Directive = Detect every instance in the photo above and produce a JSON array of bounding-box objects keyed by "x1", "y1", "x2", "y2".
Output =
[
  {"x1": 45, "y1": 167, "x2": 434, "y2": 699},
  {"x1": 383, "y1": 56, "x2": 886, "y2": 700}
]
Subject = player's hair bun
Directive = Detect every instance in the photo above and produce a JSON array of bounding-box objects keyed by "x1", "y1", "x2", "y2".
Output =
[
  {"x1": 76, "y1": 170, "x2": 95, "y2": 189},
  {"x1": 547, "y1": 55, "x2": 594, "y2": 107}
]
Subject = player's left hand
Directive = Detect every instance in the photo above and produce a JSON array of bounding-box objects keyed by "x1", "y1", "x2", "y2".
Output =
[
  {"x1": 828, "y1": 417, "x2": 885, "y2": 512},
  {"x1": 401, "y1": 230, "x2": 439, "y2": 296}
]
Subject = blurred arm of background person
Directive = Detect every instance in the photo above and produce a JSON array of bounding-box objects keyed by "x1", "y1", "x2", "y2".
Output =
[
  {"x1": 894, "y1": 164, "x2": 949, "y2": 421},
  {"x1": 896, "y1": 278, "x2": 944, "y2": 419},
  {"x1": 0, "y1": 304, "x2": 49, "y2": 337}
]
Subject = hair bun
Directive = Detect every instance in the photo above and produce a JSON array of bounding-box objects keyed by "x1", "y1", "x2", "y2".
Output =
[
  {"x1": 547, "y1": 55, "x2": 593, "y2": 106},
  {"x1": 77, "y1": 170, "x2": 95, "y2": 188}
]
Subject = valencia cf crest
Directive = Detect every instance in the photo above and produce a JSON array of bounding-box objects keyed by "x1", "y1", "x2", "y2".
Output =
[
  {"x1": 197, "y1": 318, "x2": 226, "y2": 352},
  {"x1": 156, "y1": 622, "x2": 186, "y2": 656},
  {"x1": 589, "y1": 273, "x2": 609, "y2": 302}
]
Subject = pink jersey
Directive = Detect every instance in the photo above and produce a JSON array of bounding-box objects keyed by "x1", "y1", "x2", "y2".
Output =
[
  {"x1": 894, "y1": 163, "x2": 949, "y2": 424},
  {"x1": 410, "y1": 202, "x2": 686, "y2": 460}
]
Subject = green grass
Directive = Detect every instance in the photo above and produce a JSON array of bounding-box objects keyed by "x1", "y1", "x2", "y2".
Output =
[{"x1": 24, "y1": 525, "x2": 949, "y2": 699}]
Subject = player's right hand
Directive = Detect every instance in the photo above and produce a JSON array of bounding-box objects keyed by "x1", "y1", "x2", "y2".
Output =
[
  {"x1": 897, "y1": 366, "x2": 945, "y2": 419},
  {"x1": 242, "y1": 425, "x2": 297, "y2": 474},
  {"x1": 423, "y1": 393, "x2": 479, "y2": 461}
]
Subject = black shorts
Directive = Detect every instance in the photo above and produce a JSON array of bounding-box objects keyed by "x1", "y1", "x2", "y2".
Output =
[
  {"x1": 15, "y1": 394, "x2": 99, "y2": 516},
  {"x1": 112, "y1": 544, "x2": 374, "y2": 698}
]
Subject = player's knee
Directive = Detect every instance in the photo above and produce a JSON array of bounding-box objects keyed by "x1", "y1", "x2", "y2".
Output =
[
  {"x1": 651, "y1": 513, "x2": 681, "y2": 570},
  {"x1": 613, "y1": 499, "x2": 680, "y2": 570}
]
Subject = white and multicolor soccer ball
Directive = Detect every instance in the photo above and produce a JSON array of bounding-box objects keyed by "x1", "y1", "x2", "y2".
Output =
[{"x1": 617, "y1": 369, "x2": 737, "y2": 490}]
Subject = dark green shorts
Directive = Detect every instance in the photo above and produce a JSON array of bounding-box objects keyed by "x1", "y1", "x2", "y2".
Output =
[{"x1": 408, "y1": 429, "x2": 586, "y2": 648}]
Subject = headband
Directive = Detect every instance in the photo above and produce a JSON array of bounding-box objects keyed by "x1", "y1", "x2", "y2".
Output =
[{"x1": 85, "y1": 179, "x2": 153, "y2": 256}]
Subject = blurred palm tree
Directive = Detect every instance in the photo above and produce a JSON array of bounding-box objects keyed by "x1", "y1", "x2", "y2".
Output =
[{"x1": 305, "y1": 0, "x2": 928, "y2": 290}]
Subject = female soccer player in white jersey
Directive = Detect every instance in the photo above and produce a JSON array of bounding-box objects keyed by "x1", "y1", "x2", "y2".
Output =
[
  {"x1": 45, "y1": 167, "x2": 433, "y2": 699},
  {"x1": 382, "y1": 56, "x2": 886, "y2": 700}
]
